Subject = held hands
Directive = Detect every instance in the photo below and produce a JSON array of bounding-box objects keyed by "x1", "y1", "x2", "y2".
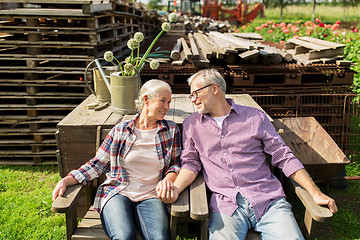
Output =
[{"x1": 156, "y1": 179, "x2": 179, "y2": 204}]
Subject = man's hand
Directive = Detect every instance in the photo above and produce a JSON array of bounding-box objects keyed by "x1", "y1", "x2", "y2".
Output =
[
  {"x1": 290, "y1": 168, "x2": 338, "y2": 214},
  {"x1": 156, "y1": 179, "x2": 179, "y2": 203},
  {"x1": 312, "y1": 191, "x2": 338, "y2": 214}
]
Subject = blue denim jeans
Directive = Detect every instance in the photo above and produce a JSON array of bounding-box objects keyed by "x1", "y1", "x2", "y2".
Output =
[
  {"x1": 209, "y1": 193, "x2": 304, "y2": 240},
  {"x1": 100, "y1": 194, "x2": 169, "y2": 240}
]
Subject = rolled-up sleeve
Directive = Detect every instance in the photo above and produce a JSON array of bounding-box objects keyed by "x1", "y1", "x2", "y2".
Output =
[
  {"x1": 180, "y1": 118, "x2": 202, "y2": 175},
  {"x1": 166, "y1": 125, "x2": 182, "y2": 174},
  {"x1": 260, "y1": 112, "x2": 304, "y2": 177}
]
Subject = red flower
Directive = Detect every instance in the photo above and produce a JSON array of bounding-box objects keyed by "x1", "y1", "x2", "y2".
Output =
[
  {"x1": 323, "y1": 33, "x2": 327, "y2": 37},
  {"x1": 283, "y1": 28, "x2": 290, "y2": 33},
  {"x1": 353, "y1": 28, "x2": 359, "y2": 33},
  {"x1": 336, "y1": 20, "x2": 341, "y2": 24},
  {"x1": 315, "y1": 18, "x2": 321, "y2": 23},
  {"x1": 280, "y1": 40, "x2": 285, "y2": 44},
  {"x1": 319, "y1": 23, "x2": 325, "y2": 27}
]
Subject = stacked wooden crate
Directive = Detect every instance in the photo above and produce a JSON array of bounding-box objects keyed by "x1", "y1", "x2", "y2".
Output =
[{"x1": 0, "y1": 0, "x2": 158, "y2": 165}]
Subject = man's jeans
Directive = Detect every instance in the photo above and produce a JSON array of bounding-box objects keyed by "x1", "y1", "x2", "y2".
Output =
[
  {"x1": 209, "y1": 193, "x2": 304, "y2": 240},
  {"x1": 100, "y1": 194, "x2": 169, "y2": 240}
]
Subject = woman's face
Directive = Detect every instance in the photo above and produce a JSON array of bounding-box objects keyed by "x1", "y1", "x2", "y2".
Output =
[{"x1": 145, "y1": 88, "x2": 171, "y2": 121}]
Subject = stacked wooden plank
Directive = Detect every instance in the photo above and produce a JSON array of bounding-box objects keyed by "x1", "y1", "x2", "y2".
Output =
[
  {"x1": 0, "y1": 0, "x2": 159, "y2": 165},
  {"x1": 284, "y1": 36, "x2": 349, "y2": 65},
  {"x1": 171, "y1": 31, "x2": 295, "y2": 67}
]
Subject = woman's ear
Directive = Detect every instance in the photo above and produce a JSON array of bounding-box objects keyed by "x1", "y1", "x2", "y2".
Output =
[{"x1": 143, "y1": 95, "x2": 149, "y2": 106}]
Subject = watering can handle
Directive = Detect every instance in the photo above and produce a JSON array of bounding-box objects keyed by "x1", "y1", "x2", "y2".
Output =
[
  {"x1": 84, "y1": 59, "x2": 112, "y2": 96},
  {"x1": 94, "y1": 59, "x2": 111, "y2": 92}
]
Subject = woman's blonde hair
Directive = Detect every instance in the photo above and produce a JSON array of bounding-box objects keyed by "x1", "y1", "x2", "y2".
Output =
[{"x1": 135, "y1": 79, "x2": 171, "y2": 113}]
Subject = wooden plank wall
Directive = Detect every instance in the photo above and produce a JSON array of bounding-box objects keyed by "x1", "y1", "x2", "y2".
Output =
[{"x1": 0, "y1": 0, "x2": 159, "y2": 165}]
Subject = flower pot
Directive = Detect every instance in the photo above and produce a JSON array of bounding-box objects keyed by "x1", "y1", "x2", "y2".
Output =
[{"x1": 110, "y1": 72, "x2": 141, "y2": 115}]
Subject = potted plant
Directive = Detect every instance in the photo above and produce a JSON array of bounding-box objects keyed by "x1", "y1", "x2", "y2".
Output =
[{"x1": 102, "y1": 13, "x2": 178, "y2": 115}]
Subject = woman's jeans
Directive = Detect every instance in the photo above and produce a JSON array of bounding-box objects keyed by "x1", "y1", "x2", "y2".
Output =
[
  {"x1": 209, "y1": 193, "x2": 304, "y2": 240},
  {"x1": 100, "y1": 194, "x2": 169, "y2": 240}
]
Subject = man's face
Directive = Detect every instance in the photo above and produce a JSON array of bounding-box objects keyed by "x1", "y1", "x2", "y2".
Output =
[{"x1": 189, "y1": 77, "x2": 214, "y2": 114}]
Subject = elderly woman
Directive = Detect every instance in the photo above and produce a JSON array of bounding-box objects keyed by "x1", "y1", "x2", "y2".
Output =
[{"x1": 52, "y1": 80, "x2": 181, "y2": 240}]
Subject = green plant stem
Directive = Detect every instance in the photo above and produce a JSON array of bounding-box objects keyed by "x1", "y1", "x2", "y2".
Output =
[
  {"x1": 136, "y1": 47, "x2": 140, "y2": 68},
  {"x1": 113, "y1": 56, "x2": 123, "y2": 73},
  {"x1": 137, "y1": 29, "x2": 165, "y2": 72}
]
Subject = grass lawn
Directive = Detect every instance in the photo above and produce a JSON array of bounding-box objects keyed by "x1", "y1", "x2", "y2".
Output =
[
  {"x1": 0, "y1": 165, "x2": 65, "y2": 240},
  {"x1": 0, "y1": 164, "x2": 359, "y2": 240}
]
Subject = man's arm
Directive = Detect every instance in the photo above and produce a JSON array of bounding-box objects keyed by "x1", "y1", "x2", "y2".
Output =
[
  {"x1": 290, "y1": 168, "x2": 338, "y2": 213},
  {"x1": 157, "y1": 168, "x2": 197, "y2": 203}
]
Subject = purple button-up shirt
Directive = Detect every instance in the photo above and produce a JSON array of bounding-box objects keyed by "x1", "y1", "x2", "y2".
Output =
[{"x1": 181, "y1": 99, "x2": 304, "y2": 221}]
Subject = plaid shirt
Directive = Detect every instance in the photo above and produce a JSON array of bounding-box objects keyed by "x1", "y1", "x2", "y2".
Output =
[{"x1": 69, "y1": 114, "x2": 181, "y2": 213}]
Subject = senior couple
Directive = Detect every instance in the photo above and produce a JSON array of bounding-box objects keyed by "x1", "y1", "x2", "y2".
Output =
[{"x1": 52, "y1": 68, "x2": 337, "y2": 240}]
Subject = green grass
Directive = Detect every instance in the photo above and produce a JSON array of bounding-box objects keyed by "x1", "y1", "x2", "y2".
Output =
[
  {"x1": 262, "y1": 4, "x2": 360, "y2": 24},
  {"x1": 0, "y1": 165, "x2": 65, "y2": 240}
]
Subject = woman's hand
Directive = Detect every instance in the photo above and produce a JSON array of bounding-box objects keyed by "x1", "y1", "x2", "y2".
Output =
[
  {"x1": 52, "y1": 176, "x2": 78, "y2": 201},
  {"x1": 156, "y1": 179, "x2": 178, "y2": 203}
]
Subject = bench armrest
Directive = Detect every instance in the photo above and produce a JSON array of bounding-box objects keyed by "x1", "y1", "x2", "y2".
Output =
[
  {"x1": 292, "y1": 180, "x2": 333, "y2": 222},
  {"x1": 52, "y1": 184, "x2": 84, "y2": 213},
  {"x1": 170, "y1": 173, "x2": 209, "y2": 220},
  {"x1": 171, "y1": 187, "x2": 190, "y2": 217},
  {"x1": 190, "y1": 173, "x2": 209, "y2": 220}
]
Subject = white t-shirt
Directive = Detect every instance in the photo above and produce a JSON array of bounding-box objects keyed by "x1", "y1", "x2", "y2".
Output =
[
  {"x1": 212, "y1": 115, "x2": 227, "y2": 129},
  {"x1": 120, "y1": 127, "x2": 159, "y2": 202}
]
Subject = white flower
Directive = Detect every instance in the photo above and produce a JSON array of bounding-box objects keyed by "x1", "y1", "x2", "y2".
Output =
[
  {"x1": 127, "y1": 38, "x2": 139, "y2": 50},
  {"x1": 134, "y1": 32, "x2": 144, "y2": 43},
  {"x1": 104, "y1": 51, "x2": 114, "y2": 62},
  {"x1": 124, "y1": 63, "x2": 134, "y2": 75},
  {"x1": 150, "y1": 59, "x2": 160, "y2": 70},
  {"x1": 125, "y1": 56, "x2": 132, "y2": 64},
  {"x1": 162, "y1": 22, "x2": 171, "y2": 32},
  {"x1": 168, "y1": 13, "x2": 178, "y2": 23}
]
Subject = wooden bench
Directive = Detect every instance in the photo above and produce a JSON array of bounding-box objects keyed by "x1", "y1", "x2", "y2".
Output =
[{"x1": 53, "y1": 94, "x2": 333, "y2": 240}]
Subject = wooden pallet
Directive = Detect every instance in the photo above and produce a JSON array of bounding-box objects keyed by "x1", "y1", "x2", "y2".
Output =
[
  {"x1": 228, "y1": 63, "x2": 355, "y2": 87},
  {"x1": 0, "y1": 0, "x2": 112, "y2": 16},
  {"x1": 284, "y1": 37, "x2": 346, "y2": 64}
]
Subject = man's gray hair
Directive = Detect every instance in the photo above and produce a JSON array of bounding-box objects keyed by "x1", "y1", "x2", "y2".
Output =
[
  {"x1": 135, "y1": 79, "x2": 171, "y2": 113},
  {"x1": 187, "y1": 68, "x2": 226, "y2": 94}
]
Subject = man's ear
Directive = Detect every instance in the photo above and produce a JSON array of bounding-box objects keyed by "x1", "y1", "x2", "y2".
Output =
[{"x1": 213, "y1": 84, "x2": 220, "y2": 95}]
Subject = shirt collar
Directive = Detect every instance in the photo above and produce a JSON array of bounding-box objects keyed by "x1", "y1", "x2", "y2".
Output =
[
  {"x1": 200, "y1": 98, "x2": 239, "y2": 121},
  {"x1": 126, "y1": 113, "x2": 169, "y2": 131}
]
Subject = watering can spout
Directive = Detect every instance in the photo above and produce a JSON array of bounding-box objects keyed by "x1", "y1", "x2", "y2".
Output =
[{"x1": 94, "y1": 59, "x2": 111, "y2": 92}]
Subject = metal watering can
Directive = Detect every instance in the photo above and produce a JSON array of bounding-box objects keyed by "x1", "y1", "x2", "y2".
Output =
[{"x1": 84, "y1": 59, "x2": 141, "y2": 114}]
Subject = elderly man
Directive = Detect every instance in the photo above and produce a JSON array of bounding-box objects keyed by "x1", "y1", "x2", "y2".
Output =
[{"x1": 157, "y1": 68, "x2": 337, "y2": 240}]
